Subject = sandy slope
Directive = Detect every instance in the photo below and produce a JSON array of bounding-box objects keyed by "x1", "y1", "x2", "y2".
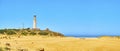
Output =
[{"x1": 0, "y1": 35, "x2": 120, "y2": 51}]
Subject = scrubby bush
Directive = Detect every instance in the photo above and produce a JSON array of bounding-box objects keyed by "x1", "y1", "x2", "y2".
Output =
[
  {"x1": 114, "y1": 36, "x2": 120, "y2": 39},
  {"x1": 30, "y1": 32, "x2": 36, "y2": 35},
  {"x1": 38, "y1": 31, "x2": 48, "y2": 35},
  {"x1": 21, "y1": 32, "x2": 28, "y2": 36},
  {"x1": 6, "y1": 31, "x2": 16, "y2": 35},
  {"x1": 0, "y1": 29, "x2": 7, "y2": 34}
]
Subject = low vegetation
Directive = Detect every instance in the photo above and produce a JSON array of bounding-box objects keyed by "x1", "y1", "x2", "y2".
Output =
[
  {"x1": 99, "y1": 36, "x2": 120, "y2": 39},
  {"x1": 0, "y1": 28, "x2": 64, "y2": 37}
]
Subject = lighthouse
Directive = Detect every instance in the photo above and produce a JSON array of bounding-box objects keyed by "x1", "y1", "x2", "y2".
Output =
[{"x1": 33, "y1": 15, "x2": 37, "y2": 29}]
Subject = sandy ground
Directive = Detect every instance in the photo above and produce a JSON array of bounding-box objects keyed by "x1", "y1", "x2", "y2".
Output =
[{"x1": 0, "y1": 35, "x2": 120, "y2": 51}]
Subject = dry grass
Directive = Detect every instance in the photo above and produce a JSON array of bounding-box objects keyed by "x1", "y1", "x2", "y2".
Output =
[{"x1": 0, "y1": 35, "x2": 120, "y2": 51}]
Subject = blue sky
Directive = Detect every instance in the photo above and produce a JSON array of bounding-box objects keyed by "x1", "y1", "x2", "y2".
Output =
[{"x1": 0, "y1": 0, "x2": 120, "y2": 36}]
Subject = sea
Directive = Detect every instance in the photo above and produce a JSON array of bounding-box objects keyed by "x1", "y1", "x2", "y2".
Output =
[{"x1": 64, "y1": 34, "x2": 120, "y2": 38}]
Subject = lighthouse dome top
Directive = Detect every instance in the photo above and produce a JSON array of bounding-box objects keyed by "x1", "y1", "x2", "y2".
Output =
[{"x1": 34, "y1": 15, "x2": 36, "y2": 17}]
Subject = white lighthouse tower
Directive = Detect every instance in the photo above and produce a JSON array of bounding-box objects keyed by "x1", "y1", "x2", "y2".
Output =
[{"x1": 33, "y1": 15, "x2": 37, "y2": 29}]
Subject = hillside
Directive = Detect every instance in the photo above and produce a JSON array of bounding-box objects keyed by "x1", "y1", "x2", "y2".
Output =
[{"x1": 0, "y1": 28, "x2": 64, "y2": 37}]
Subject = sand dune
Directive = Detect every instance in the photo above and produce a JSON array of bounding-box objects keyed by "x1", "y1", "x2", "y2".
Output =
[{"x1": 0, "y1": 35, "x2": 120, "y2": 51}]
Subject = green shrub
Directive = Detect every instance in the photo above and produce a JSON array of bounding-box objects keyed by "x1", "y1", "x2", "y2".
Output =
[
  {"x1": 38, "y1": 31, "x2": 48, "y2": 35},
  {"x1": 21, "y1": 32, "x2": 28, "y2": 36},
  {"x1": 6, "y1": 31, "x2": 16, "y2": 35},
  {"x1": 30, "y1": 32, "x2": 36, "y2": 35}
]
